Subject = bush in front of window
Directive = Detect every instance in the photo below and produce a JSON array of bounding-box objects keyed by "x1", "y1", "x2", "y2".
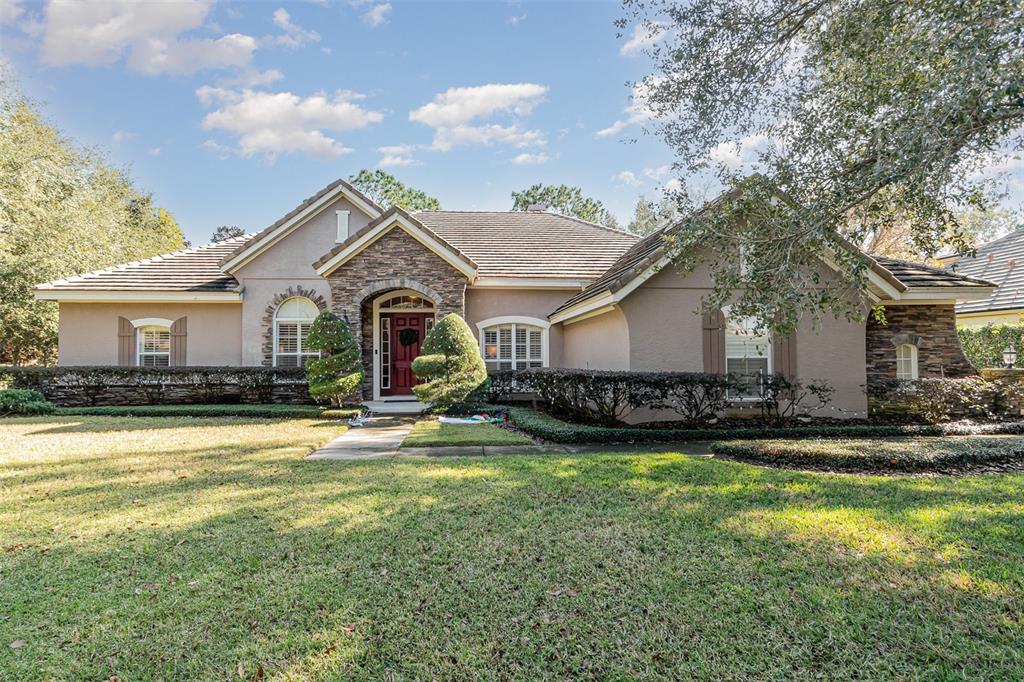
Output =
[
  {"x1": 746, "y1": 374, "x2": 835, "y2": 427},
  {"x1": 0, "y1": 388, "x2": 54, "y2": 416},
  {"x1": 303, "y1": 312, "x2": 364, "y2": 405},
  {"x1": 411, "y1": 313, "x2": 488, "y2": 411}
]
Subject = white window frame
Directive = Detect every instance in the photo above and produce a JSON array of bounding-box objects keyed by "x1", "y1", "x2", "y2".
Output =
[
  {"x1": 896, "y1": 343, "x2": 919, "y2": 381},
  {"x1": 476, "y1": 316, "x2": 550, "y2": 371},
  {"x1": 273, "y1": 297, "x2": 320, "y2": 368},
  {"x1": 137, "y1": 325, "x2": 171, "y2": 367},
  {"x1": 723, "y1": 310, "x2": 772, "y2": 400}
]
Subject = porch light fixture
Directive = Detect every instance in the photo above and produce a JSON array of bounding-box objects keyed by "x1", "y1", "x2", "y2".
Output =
[{"x1": 1003, "y1": 343, "x2": 1017, "y2": 368}]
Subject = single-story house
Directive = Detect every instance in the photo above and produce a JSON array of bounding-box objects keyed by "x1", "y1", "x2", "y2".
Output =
[
  {"x1": 945, "y1": 229, "x2": 1024, "y2": 327},
  {"x1": 35, "y1": 178, "x2": 996, "y2": 416}
]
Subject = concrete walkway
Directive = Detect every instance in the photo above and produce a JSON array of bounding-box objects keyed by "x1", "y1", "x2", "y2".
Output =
[{"x1": 307, "y1": 417, "x2": 415, "y2": 460}]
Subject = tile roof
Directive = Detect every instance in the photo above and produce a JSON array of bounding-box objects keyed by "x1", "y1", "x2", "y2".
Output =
[
  {"x1": 221, "y1": 178, "x2": 383, "y2": 268},
  {"x1": 947, "y1": 229, "x2": 1024, "y2": 314},
  {"x1": 413, "y1": 210, "x2": 638, "y2": 279},
  {"x1": 872, "y1": 256, "x2": 994, "y2": 289},
  {"x1": 36, "y1": 236, "x2": 249, "y2": 292}
]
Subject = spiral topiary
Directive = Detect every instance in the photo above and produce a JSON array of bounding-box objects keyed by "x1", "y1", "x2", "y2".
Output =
[
  {"x1": 411, "y1": 313, "x2": 488, "y2": 411},
  {"x1": 303, "y1": 312, "x2": 364, "y2": 405}
]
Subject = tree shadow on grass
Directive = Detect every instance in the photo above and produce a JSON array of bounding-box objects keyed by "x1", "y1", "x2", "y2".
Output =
[{"x1": 2, "y1": 439, "x2": 1023, "y2": 680}]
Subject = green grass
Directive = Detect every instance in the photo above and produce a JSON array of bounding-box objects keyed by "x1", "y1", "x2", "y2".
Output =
[
  {"x1": 1, "y1": 416, "x2": 1023, "y2": 679},
  {"x1": 403, "y1": 418, "x2": 534, "y2": 447},
  {"x1": 54, "y1": 404, "x2": 361, "y2": 419},
  {"x1": 716, "y1": 436, "x2": 1024, "y2": 472}
]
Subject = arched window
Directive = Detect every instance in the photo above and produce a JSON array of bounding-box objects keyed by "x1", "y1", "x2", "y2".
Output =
[
  {"x1": 274, "y1": 297, "x2": 320, "y2": 367},
  {"x1": 137, "y1": 325, "x2": 171, "y2": 367},
  {"x1": 896, "y1": 343, "x2": 919, "y2": 381},
  {"x1": 477, "y1": 317, "x2": 549, "y2": 371},
  {"x1": 724, "y1": 312, "x2": 772, "y2": 398}
]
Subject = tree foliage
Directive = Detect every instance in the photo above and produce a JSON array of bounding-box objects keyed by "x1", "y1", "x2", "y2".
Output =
[
  {"x1": 303, "y1": 312, "x2": 364, "y2": 405},
  {"x1": 958, "y1": 323, "x2": 1024, "y2": 371},
  {"x1": 411, "y1": 314, "x2": 488, "y2": 411},
  {"x1": 627, "y1": 194, "x2": 678, "y2": 235},
  {"x1": 349, "y1": 169, "x2": 441, "y2": 211},
  {"x1": 0, "y1": 84, "x2": 185, "y2": 364},
  {"x1": 621, "y1": 0, "x2": 1024, "y2": 332},
  {"x1": 511, "y1": 183, "x2": 620, "y2": 228},
  {"x1": 211, "y1": 225, "x2": 245, "y2": 242}
]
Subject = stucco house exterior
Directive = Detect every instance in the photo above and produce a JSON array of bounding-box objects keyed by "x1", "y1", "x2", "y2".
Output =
[
  {"x1": 35, "y1": 178, "x2": 995, "y2": 416},
  {"x1": 944, "y1": 229, "x2": 1024, "y2": 328}
]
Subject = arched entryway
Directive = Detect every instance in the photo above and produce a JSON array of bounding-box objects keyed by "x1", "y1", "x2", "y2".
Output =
[{"x1": 369, "y1": 289, "x2": 436, "y2": 401}]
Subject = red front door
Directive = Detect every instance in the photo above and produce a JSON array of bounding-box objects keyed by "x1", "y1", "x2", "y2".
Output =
[{"x1": 380, "y1": 313, "x2": 432, "y2": 396}]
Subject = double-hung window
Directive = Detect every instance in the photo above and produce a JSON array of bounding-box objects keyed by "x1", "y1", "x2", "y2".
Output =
[
  {"x1": 137, "y1": 326, "x2": 170, "y2": 367},
  {"x1": 724, "y1": 314, "x2": 771, "y2": 398},
  {"x1": 481, "y1": 322, "x2": 545, "y2": 371},
  {"x1": 896, "y1": 343, "x2": 919, "y2": 381}
]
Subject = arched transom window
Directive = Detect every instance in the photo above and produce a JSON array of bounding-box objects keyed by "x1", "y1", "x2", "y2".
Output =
[
  {"x1": 274, "y1": 297, "x2": 320, "y2": 367},
  {"x1": 896, "y1": 343, "x2": 919, "y2": 381},
  {"x1": 724, "y1": 313, "x2": 772, "y2": 398}
]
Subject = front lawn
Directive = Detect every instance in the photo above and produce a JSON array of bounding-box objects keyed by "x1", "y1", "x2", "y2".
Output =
[
  {"x1": 2, "y1": 416, "x2": 1023, "y2": 679},
  {"x1": 403, "y1": 418, "x2": 534, "y2": 447}
]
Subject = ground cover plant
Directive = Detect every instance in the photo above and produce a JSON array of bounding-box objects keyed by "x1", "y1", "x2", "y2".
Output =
[
  {"x1": 402, "y1": 418, "x2": 533, "y2": 447},
  {"x1": 1, "y1": 416, "x2": 1023, "y2": 679},
  {"x1": 715, "y1": 437, "x2": 1024, "y2": 473}
]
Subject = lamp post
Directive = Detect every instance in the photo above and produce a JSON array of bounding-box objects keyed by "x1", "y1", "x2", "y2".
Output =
[{"x1": 1003, "y1": 343, "x2": 1017, "y2": 369}]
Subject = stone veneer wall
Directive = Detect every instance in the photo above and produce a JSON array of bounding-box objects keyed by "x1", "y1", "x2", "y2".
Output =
[
  {"x1": 866, "y1": 303, "x2": 975, "y2": 385},
  {"x1": 325, "y1": 227, "x2": 469, "y2": 397},
  {"x1": 260, "y1": 286, "x2": 328, "y2": 366}
]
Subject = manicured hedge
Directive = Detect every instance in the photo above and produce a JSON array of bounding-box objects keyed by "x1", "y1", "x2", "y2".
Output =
[
  {"x1": 714, "y1": 437, "x2": 1024, "y2": 472},
  {"x1": 54, "y1": 404, "x2": 360, "y2": 419},
  {"x1": 0, "y1": 388, "x2": 55, "y2": 416},
  {"x1": 507, "y1": 406, "x2": 1024, "y2": 444}
]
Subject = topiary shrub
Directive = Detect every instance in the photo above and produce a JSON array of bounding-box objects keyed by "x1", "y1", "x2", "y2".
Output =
[
  {"x1": 411, "y1": 313, "x2": 488, "y2": 411},
  {"x1": 0, "y1": 388, "x2": 55, "y2": 416},
  {"x1": 303, "y1": 312, "x2": 364, "y2": 405}
]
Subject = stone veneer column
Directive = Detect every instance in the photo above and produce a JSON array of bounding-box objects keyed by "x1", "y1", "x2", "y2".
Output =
[
  {"x1": 865, "y1": 303, "x2": 975, "y2": 385},
  {"x1": 323, "y1": 228, "x2": 469, "y2": 398}
]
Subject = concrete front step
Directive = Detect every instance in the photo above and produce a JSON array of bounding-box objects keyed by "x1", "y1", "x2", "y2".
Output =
[{"x1": 361, "y1": 400, "x2": 427, "y2": 415}]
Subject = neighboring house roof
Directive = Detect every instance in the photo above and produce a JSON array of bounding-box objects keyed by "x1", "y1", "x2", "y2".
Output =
[
  {"x1": 947, "y1": 229, "x2": 1024, "y2": 314},
  {"x1": 872, "y1": 256, "x2": 994, "y2": 289},
  {"x1": 412, "y1": 210, "x2": 638, "y2": 280},
  {"x1": 220, "y1": 178, "x2": 384, "y2": 273},
  {"x1": 35, "y1": 236, "x2": 249, "y2": 301}
]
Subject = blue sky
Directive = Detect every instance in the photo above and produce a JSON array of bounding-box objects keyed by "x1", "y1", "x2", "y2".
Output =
[{"x1": 1, "y1": 0, "x2": 1020, "y2": 247}]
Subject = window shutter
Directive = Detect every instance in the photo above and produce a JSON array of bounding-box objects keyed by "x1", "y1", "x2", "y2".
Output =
[
  {"x1": 170, "y1": 317, "x2": 187, "y2": 367},
  {"x1": 702, "y1": 309, "x2": 726, "y2": 374},
  {"x1": 118, "y1": 317, "x2": 135, "y2": 366},
  {"x1": 772, "y1": 331, "x2": 798, "y2": 383}
]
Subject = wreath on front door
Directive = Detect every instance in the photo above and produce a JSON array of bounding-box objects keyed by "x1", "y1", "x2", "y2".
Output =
[{"x1": 399, "y1": 328, "x2": 420, "y2": 347}]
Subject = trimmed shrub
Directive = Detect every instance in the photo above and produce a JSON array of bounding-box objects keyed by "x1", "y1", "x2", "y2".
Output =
[
  {"x1": 53, "y1": 404, "x2": 359, "y2": 419},
  {"x1": 959, "y1": 323, "x2": 1024, "y2": 370},
  {"x1": 412, "y1": 314, "x2": 488, "y2": 411},
  {"x1": 715, "y1": 437, "x2": 1024, "y2": 473},
  {"x1": 304, "y1": 312, "x2": 364, "y2": 405},
  {"x1": 751, "y1": 374, "x2": 834, "y2": 427},
  {"x1": 507, "y1": 406, "x2": 1024, "y2": 444},
  {"x1": 0, "y1": 388, "x2": 54, "y2": 416},
  {"x1": 869, "y1": 377, "x2": 1003, "y2": 423}
]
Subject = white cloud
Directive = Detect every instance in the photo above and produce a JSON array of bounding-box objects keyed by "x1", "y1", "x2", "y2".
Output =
[
  {"x1": 148, "y1": 147, "x2": 161, "y2": 156},
  {"x1": 39, "y1": 0, "x2": 258, "y2": 75},
  {"x1": 706, "y1": 133, "x2": 771, "y2": 170},
  {"x1": 595, "y1": 79, "x2": 660, "y2": 137},
  {"x1": 1, "y1": 0, "x2": 23, "y2": 25},
  {"x1": 362, "y1": 3, "x2": 391, "y2": 27},
  {"x1": 218, "y1": 67, "x2": 285, "y2": 88},
  {"x1": 511, "y1": 152, "x2": 549, "y2": 165},
  {"x1": 430, "y1": 124, "x2": 544, "y2": 152},
  {"x1": 620, "y1": 22, "x2": 664, "y2": 56},
  {"x1": 377, "y1": 144, "x2": 420, "y2": 167},
  {"x1": 507, "y1": 13, "x2": 526, "y2": 25},
  {"x1": 411, "y1": 83, "x2": 547, "y2": 127},
  {"x1": 111, "y1": 130, "x2": 136, "y2": 143},
  {"x1": 644, "y1": 164, "x2": 671, "y2": 180},
  {"x1": 198, "y1": 87, "x2": 384, "y2": 158},
  {"x1": 613, "y1": 170, "x2": 642, "y2": 187},
  {"x1": 663, "y1": 178, "x2": 682, "y2": 193},
  {"x1": 267, "y1": 7, "x2": 320, "y2": 48}
]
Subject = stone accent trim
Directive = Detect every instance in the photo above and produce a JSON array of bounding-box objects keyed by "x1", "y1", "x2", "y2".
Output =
[
  {"x1": 866, "y1": 304, "x2": 975, "y2": 385},
  {"x1": 325, "y1": 227, "x2": 468, "y2": 398},
  {"x1": 261, "y1": 286, "x2": 328, "y2": 366}
]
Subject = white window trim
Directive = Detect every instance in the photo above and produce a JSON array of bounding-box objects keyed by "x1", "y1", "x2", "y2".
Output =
[
  {"x1": 723, "y1": 309, "x2": 772, "y2": 401},
  {"x1": 272, "y1": 297, "x2": 320, "y2": 367},
  {"x1": 137, "y1": 325, "x2": 171, "y2": 367},
  {"x1": 896, "y1": 343, "x2": 919, "y2": 381},
  {"x1": 476, "y1": 316, "x2": 550, "y2": 370},
  {"x1": 371, "y1": 289, "x2": 437, "y2": 401},
  {"x1": 130, "y1": 317, "x2": 174, "y2": 329}
]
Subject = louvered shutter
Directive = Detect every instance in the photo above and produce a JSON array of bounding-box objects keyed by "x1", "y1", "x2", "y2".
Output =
[
  {"x1": 702, "y1": 309, "x2": 726, "y2": 374},
  {"x1": 772, "y1": 332, "x2": 798, "y2": 383},
  {"x1": 118, "y1": 317, "x2": 135, "y2": 366},
  {"x1": 170, "y1": 317, "x2": 187, "y2": 367}
]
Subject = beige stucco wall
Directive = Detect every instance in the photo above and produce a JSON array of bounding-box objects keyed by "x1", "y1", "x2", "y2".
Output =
[
  {"x1": 57, "y1": 302, "x2": 242, "y2": 366},
  {"x1": 233, "y1": 196, "x2": 375, "y2": 365},
  {"x1": 618, "y1": 263, "x2": 869, "y2": 416},
  {"x1": 464, "y1": 288, "x2": 575, "y2": 366},
  {"x1": 560, "y1": 306, "x2": 630, "y2": 370}
]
